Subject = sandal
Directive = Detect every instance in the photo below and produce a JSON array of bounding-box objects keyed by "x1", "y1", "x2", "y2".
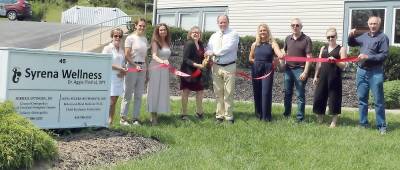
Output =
[{"x1": 195, "y1": 112, "x2": 204, "y2": 120}]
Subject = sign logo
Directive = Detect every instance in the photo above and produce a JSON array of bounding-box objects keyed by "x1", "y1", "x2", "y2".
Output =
[{"x1": 12, "y1": 67, "x2": 22, "y2": 83}]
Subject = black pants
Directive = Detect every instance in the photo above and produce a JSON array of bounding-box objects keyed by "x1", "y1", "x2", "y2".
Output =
[
  {"x1": 251, "y1": 61, "x2": 274, "y2": 121},
  {"x1": 313, "y1": 68, "x2": 342, "y2": 115}
]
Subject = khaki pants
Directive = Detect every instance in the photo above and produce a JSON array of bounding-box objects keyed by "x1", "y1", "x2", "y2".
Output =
[{"x1": 212, "y1": 63, "x2": 236, "y2": 120}]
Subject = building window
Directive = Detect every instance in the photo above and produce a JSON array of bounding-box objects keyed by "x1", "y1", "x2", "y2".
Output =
[
  {"x1": 350, "y1": 9, "x2": 385, "y2": 35},
  {"x1": 203, "y1": 12, "x2": 225, "y2": 32},
  {"x1": 159, "y1": 14, "x2": 176, "y2": 27},
  {"x1": 179, "y1": 13, "x2": 199, "y2": 30},
  {"x1": 394, "y1": 9, "x2": 400, "y2": 44}
]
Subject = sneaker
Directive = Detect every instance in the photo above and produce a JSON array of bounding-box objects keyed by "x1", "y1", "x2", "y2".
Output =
[
  {"x1": 132, "y1": 119, "x2": 141, "y2": 126},
  {"x1": 195, "y1": 113, "x2": 204, "y2": 120},
  {"x1": 120, "y1": 116, "x2": 130, "y2": 126},
  {"x1": 180, "y1": 115, "x2": 189, "y2": 121},
  {"x1": 120, "y1": 119, "x2": 130, "y2": 126},
  {"x1": 215, "y1": 118, "x2": 224, "y2": 124},
  {"x1": 379, "y1": 128, "x2": 387, "y2": 135}
]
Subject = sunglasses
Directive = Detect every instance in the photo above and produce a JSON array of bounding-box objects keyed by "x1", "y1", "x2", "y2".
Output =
[
  {"x1": 113, "y1": 35, "x2": 122, "y2": 38},
  {"x1": 291, "y1": 24, "x2": 301, "y2": 28},
  {"x1": 326, "y1": 35, "x2": 336, "y2": 39}
]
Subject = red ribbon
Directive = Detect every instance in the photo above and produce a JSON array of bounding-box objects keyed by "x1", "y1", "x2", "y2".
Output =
[
  {"x1": 127, "y1": 64, "x2": 190, "y2": 77},
  {"x1": 125, "y1": 56, "x2": 359, "y2": 80},
  {"x1": 282, "y1": 56, "x2": 359, "y2": 63}
]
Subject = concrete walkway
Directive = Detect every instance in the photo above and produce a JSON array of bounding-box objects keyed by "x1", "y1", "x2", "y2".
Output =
[{"x1": 45, "y1": 25, "x2": 129, "y2": 52}]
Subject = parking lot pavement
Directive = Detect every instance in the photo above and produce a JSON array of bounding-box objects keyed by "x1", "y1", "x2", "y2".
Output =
[{"x1": 0, "y1": 21, "x2": 89, "y2": 49}]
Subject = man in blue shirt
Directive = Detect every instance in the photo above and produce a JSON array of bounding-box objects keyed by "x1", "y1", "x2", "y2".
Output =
[{"x1": 348, "y1": 16, "x2": 389, "y2": 134}]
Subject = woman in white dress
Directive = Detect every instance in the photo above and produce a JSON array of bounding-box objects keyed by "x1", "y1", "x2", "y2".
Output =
[
  {"x1": 147, "y1": 23, "x2": 172, "y2": 125},
  {"x1": 102, "y1": 28, "x2": 126, "y2": 125},
  {"x1": 120, "y1": 18, "x2": 148, "y2": 126}
]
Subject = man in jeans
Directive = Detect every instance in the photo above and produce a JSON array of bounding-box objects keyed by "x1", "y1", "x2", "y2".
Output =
[
  {"x1": 282, "y1": 18, "x2": 312, "y2": 122},
  {"x1": 348, "y1": 16, "x2": 389, "y2": 134}
]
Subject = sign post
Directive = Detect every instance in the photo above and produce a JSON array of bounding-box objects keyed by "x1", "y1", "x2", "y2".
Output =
[{"x1": 0, "y1": 48, "x2": 111, "y2": 129}]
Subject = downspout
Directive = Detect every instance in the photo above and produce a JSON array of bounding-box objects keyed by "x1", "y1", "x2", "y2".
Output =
[{"x1": 152, "y1": 0, "x2": 157, "y2": 26}]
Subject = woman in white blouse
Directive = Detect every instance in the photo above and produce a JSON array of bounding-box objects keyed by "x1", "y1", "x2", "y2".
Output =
[{"x1": 102, "y1": 28, "x2": 127, "y2": 125}]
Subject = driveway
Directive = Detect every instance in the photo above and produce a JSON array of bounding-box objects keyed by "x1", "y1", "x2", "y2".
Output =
[{"x1": 0, "y1": 21, "x2": 93, "y2": 49}]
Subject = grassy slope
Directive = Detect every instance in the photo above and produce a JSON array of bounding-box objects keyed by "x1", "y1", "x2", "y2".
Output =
[{"x1": 101, "y1": 100, "x2": 400, "y2": 169}]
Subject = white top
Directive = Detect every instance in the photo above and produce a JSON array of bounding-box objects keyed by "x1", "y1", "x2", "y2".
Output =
[
  {"x1": 124, "y1": 34, "x2": 148, "y2": 63},
  {"x1": 102, "y1": 43, "x2": 125, "y2": 77},
  {"x1": 206, "y1": 28, "x2": 239, "y2": 64}
]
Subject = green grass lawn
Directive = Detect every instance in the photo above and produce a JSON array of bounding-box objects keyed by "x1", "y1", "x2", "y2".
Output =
[{"x1": 103, "y1": 99, "x2": 400, "y2": 169}]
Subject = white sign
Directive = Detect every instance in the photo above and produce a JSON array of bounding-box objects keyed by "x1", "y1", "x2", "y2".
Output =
[{"x1": 0, "y1": 48, "x2": 111, "y2": 129}]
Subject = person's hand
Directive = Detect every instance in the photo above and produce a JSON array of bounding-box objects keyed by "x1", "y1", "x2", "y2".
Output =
[
  {"x1": 313, "y1": 77, "x2": 319, "y2": 86},
  {"x1": 349, "y1": 29, "x2": 357, "y2": 37},
  {"x1": 328, "y1": 56, "x2": 336, "y2": 63},
  {"x1": 136, "y1": 65, "x2": 143, "y2": 72},
  {"x1": 249, "y1": 58, "x2": 254, "y2": 64},
  {"x1": 299, "y1": 72, "x2": 308, "y2": 81},
  {"x1": 117, "y1": 68, "x2": 128, "y2": 78},
  {"x1": 358, "y1": 54, "x2": 368, "y2": 62},
  {"x1": 162, "y1": 60, "x2": 169, "y2": 65},
  {"x1": 279, "y1": 53, "x2": 286, "y2": 59}
]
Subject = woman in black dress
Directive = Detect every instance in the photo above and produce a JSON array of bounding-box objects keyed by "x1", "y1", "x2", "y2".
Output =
[
  {"x1": 249, "y1": 24, "x2": 283, "y2": 121},
  {"x1": 180, "y1": 26, "x2": 208, "y2": 120},
  {"x1": 312, "y1": 27, "x2": 347, "y2": 128}
]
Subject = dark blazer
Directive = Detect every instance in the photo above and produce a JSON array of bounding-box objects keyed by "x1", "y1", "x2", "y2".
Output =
[{"x1": 180, "y1": 39, "x2": 204, "y2": 82}]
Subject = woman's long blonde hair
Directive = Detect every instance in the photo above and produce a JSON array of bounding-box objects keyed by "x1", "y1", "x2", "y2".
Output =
[{"x1": 255, "y1": 24, "x2": 276, "y2": 46}]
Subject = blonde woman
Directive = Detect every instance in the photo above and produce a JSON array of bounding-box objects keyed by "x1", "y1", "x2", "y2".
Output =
[
  {"x1": 312, "y1": 27, "x2": 347, "y2": 128},
  {"x1": 120, "y1": 18, "x2": 148, "y2": 126},
  {"x1": 179, "y1": 26, "x2": 207, "y2": 120},
  {"x1": 249, "y1": 24, "x2": 283, "y2": 121},
  {"x1": 102, "y1": 28, "x2": 126, "y2": 125},
  {"x1": 147, "y1": 23, "x2": 172, "y2": 125}
]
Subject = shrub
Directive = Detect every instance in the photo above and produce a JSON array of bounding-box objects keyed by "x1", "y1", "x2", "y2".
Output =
[
  {"x1": 369, "y1": 80, "x2": 400, "y2": 109},
  {"x1": 237, "y1": 36, "x2": 256, "y2": 68},
  {"x1": 0, "y1": 102, "x2": 57, "y2": 169},
  {"x1": 385, "y1": 46, "x2": 400, "y2": 81}
]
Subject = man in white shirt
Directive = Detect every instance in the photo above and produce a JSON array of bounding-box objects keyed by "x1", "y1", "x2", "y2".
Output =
[{"x1": 206, "y1": 15, "x2": 239, "y2": 124}]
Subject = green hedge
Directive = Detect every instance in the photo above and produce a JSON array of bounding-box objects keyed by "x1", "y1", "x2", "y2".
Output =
[
  {"x1": 0, "y1": 102, "x2": 57, "y2": 169},
  {"x1": 385, "y1": 46, "x2": 400, "y2": 81},
  {"x1": 369, "y1": 80, "x2": 400, "y2": 109}
]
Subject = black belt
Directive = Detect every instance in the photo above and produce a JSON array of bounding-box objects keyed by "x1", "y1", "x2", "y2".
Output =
[
  {"x1": 216, "y1": 61, "x2": 235, "y2": 67},
  {"x1": 134, "y1": 62, "x2": 144, "y2": 65}
]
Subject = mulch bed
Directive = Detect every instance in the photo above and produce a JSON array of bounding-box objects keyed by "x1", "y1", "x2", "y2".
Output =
[{"x1": 34, "y1": 129, "x2": 165, "y2": 170}]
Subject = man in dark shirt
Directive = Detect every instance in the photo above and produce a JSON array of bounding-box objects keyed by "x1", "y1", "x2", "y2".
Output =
[
  {"x1": 282, "y1": 18, "x2": 312, "y2": 122},
  {"x1": 348, "y1": 16, "x2": 389, "y2": 134}
]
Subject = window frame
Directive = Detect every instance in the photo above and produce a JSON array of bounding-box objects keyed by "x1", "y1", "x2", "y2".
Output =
[
  {"x1": 157, "y1": 13, "x2": 176, "y2": 27},
  {"x1": 348, "y1": 7, "x2": 387, "y2": 35},
  {"x1": 202, "y1": 12, "x2": 226, "y2": 32},
  {"x1": 178, "y1": 12, "x2": 199, "y2": 31},
  {"x1": 392, "y1": 7, "x2": 400, "y2": 46}
]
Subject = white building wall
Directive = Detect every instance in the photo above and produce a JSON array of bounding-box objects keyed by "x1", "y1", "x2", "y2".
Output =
[
  {"x1": 157, "y1": 0, "x2": 345, "y2": 43},
  {"x1": 157, "y1": 0, "x2": 228, "y2": 8}
]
